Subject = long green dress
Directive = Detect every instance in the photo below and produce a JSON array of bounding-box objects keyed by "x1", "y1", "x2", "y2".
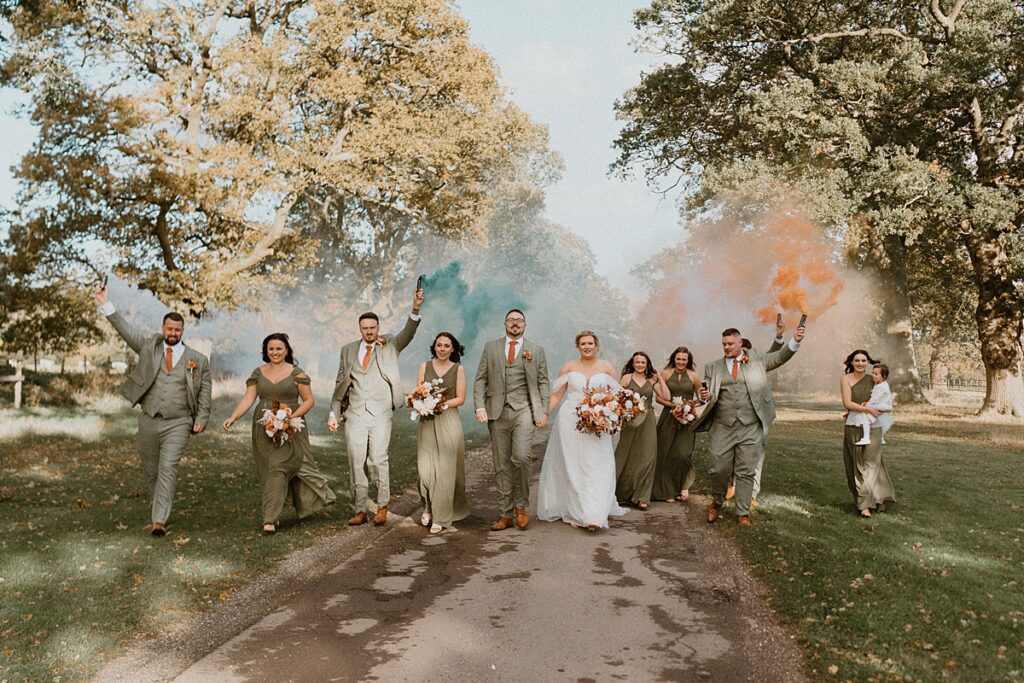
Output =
[
  {"x1": 843, "y1": 374, "x2": 896, "y2": 512},
  {"x1": 614, "y1": 378, "x2": 657, "y2": 505},
  {"x1": 652, "y1": 370, "x2": 698, "y2": 500},
  {"x1": 247, "y1": 367, "x2": 336, "y2": 525},
  {"x1": 416, "y1": 362, "x2": 470, "y2": 527}
]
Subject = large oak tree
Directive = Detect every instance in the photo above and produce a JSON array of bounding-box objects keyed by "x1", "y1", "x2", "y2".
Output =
[
  {"x1": 2, "y1": 0, "x2": 534, "y2": 316},
  {"x1": 614, "y1": 0, "x2": 1024, "y2": 415}
]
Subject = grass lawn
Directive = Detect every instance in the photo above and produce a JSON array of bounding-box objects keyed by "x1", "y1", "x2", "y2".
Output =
[
  {"x1": 2, "y1": 395, "x2": 1022, "y2": 681},
  {"x1": 704, "y1": 400, "x2": 1024, "y2": 682},
  {"x1": 0, "y1": 396, "x2": 487, "y2": 682}
]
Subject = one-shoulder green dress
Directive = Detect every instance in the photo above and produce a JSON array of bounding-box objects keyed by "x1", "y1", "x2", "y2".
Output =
[
  {"x1": 247, "y1": 367, "x2": 336, "y2": 525},
  {"x1": 842, "y1": 374, "x2": 896, "y2": 512},
  {"x1": 614, "y1": 378, "x2": 657, "y2": 505},
  {"x1": 416, "y1": 362, "x2": 470, "y2": 527},
  {"x1": 652, "y1": 371, "x2": 698, "y2": 500}
]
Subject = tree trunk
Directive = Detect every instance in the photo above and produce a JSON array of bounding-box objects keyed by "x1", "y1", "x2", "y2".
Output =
[
  {"x1": 866, "y1": 235, "x2": 928, "y2": 404},
  {"x1": 962, "y1": 225, "x2": 1024, "y2": 417},
  {"x1": 929, "y1": 348, "x2": 949, "y2": 391}
]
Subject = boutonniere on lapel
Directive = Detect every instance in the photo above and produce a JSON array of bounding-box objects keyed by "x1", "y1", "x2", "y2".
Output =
[
  {"x1": 522, "y1": 351, "x2": 532, "y2": 362},
  {"x1": 375, "y1": 337, "x2": 389, "y2": 347},
  {"x1": 186, "y1": 360, "x2": 198, "y2": 376},
  {"x1": 738, "y1": 352, "x2": 750, "y2": 364}
]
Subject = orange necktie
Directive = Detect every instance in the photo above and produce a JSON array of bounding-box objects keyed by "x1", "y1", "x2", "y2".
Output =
[
  {"x1": 507, "y1": 340, "x2": 517, "y2": 364},
  {"x1": 362, "y1": 345, "x2": 372, "y2": 370},
  {"x1": 165, "y1": 347, "x2": 173, "y2": 372},
  {"x1": 730, "y1": 358, "x2": 738, "y2": 380}
]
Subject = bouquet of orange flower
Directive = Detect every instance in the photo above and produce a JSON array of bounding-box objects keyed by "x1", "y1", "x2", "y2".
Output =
[
  {"x1": 574, "y1": 388, "x2": 644, "y2": 437},
  {"x1": 257, "y1": 401, "x2": 305, "y2": 447},
  {"x1": 406, "y1": 378, "x2": 447, "y2": 421},
  {"x1": 670, "y1": 397, "x2": 702, "y2": 427}
]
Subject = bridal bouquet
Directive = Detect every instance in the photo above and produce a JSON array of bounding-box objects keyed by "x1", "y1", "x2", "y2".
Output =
[
  {"x1": 407, "y1": 378, "x2": 447, "y2": 421},
  {"x1": 574, "y1": 388, "x2": 644, "y2": 437},
  {"x1": 671, "y1": 397, "x2": 702, "y2": 426},
  {"x1": 258, "y1": 401, "x2": 305, "y2": 447}
]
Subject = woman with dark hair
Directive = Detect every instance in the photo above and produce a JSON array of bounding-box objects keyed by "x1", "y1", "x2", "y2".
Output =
[
  {"x1": 840, "y1": 349, "x2": 896, "y2": 517},
  {"x1": 223, "y1": 333, "x2": 336, "y2": 534},
  {"x1": 614, "y1": 351, "x2": 670, "y2": 509},
  {"x1": 652, "y1": 346, "x2": 703, "y2": 502},
  {"x1": 415, "y1": 332, "x2": 470, "y2": 534}
]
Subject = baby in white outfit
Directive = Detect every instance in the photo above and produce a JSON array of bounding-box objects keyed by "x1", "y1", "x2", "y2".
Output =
[{"x1": 846, "y1": 364, "x2": 893, "y2": 445}]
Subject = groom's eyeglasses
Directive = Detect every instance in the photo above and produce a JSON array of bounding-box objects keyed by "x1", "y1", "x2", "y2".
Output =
[{"x1": 505, "y1": 317, "x2": 525, "y2": 324}]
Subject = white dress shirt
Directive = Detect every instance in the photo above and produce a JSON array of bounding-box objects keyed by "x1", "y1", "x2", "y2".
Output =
[{"x1": 98, "y1": 301, "x2": 184, "y2": 366}]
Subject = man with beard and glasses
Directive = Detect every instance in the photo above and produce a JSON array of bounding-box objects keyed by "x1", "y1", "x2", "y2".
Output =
[{"x1": 95, "y1": 284, "x2": 212, "y2": 537}]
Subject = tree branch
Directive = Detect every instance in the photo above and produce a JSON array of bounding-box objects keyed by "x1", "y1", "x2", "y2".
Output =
[
  {"x1": 209, "y1": 188, "x2": 305, "y2": 279},
  {"x1": 928, "y1": 0, "x2": 968, "y2": 39},
  {"x1": 780, "y1": 27, "x2": 910, "y2": 47}
]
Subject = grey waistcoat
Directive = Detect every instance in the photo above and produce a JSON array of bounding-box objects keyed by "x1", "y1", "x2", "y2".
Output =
[
  {"x1": 348, "y1": 350, "x2": 392, "y2": 416},
  {"x1": 140, "y1": 357, "x2": 191, "y2": 419},
  {"x1": 715, "y1": 369, "x2": 759, "y2": 426},
  {"x1": 503, "y1": 352, "x2": 530, "y2": 411}
]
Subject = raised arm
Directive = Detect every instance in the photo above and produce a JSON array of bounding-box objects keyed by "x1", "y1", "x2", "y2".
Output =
[{"x1": 95, "y1": 286, "x2": 152, "y2": 353}]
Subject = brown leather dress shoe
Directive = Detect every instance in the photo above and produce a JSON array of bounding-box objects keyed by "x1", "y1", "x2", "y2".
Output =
[
  {"x1": 373, "y1": 506, "x2": 389, "y2": 526},
  {"x1": 490, "y1": 516, "x2": 514, "y2": 531},
  {"x1": 150, "y1": 522, "x2": 166, "y2": 537},
  {"x1": 514, "y1": 507, "x2": 529, "y2": 530},
  {"x1": 706, "y1": 503, "x2": 721, "y2": 524},
  {"x1": 348, "y1": 511, "x2": 369, "y2": 526},
  {"x1": 737, "y1": 515, "x2": 753, "y2": 527}
]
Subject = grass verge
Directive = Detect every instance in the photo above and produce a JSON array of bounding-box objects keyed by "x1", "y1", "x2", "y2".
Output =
[
  {"x1": 0, "y1": 397, "x2": 487, "y2": 681},
  {"x1": 705, "y1": 399, "x2": 1024, "y2": 682}
]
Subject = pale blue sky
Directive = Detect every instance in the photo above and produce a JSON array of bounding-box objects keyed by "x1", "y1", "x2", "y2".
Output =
[{"x1": 0, "y1": 1, "x2": 679, "y2": 282}]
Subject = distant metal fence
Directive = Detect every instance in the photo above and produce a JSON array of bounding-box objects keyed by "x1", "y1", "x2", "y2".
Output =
[{"x1": 921, "y1": 375, "x2": 985, "y2": 395}]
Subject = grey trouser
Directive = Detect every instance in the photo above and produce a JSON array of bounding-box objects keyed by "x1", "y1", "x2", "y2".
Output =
[
  {"x1": 489, "y1": 405, "x2": 534, "y2": 515},
  {"x1": 344, "y1": 409, "x2": 392, "y2": 512},
  {"x1": 137, "y1": 414, "x2": 193, "y2": 524},
  {"x1": 708, "y1": 420, "x2": 762, "y2": 516}
]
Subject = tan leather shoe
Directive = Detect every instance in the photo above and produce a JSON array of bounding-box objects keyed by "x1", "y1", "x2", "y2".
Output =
[
  {"x1": 150, "y1": 522, "x2": 166, "y2": 537},
  {"x1": 490, "y1": 515, "x2": 514, "y2": 531},
  {"x1": 737, "y1": 515, "x2": 753, "y2": 527},
  {"x1": 348, "y1": 511, "x2": 369, "y2": 526},
  {"x1": 373, "y1": 506, "x2": 389, "y2": 526},
  {"x1": 725, "y1": 485, "x2": 736, "y2": 501},
  {"x1": 706, "y1": 503, "x2": 721, "y2": 524},
  {"x1": 514, "y1": 507, "x2": 529, "y2": 530}
]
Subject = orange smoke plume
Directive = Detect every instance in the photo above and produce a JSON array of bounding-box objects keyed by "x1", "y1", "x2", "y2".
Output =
[{"x1": 754, "y1": 214, "x2": 844, "y2": 326}]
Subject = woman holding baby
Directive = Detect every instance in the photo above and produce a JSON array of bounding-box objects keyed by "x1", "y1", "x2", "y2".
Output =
[{"x1": 840, "y1": 349, "x2": 896, "y2": 517}]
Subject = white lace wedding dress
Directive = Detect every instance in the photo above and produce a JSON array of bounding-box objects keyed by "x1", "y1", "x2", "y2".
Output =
[{"x1": 537, "y1": 372, "x2": 629, "y2": 528}]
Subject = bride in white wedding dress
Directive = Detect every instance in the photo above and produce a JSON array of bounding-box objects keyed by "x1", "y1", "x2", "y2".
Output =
[{"x1": 537, "y1": 331, "x2": 629, "y2": 530}]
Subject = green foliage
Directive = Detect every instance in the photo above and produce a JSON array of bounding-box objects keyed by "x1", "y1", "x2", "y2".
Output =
[
  {"x1": 1, "y1": 0, "x2": 539, "y2": 315},
  {"x1": 615, "y1": 0, "x2": 1024, "y2": 413}
]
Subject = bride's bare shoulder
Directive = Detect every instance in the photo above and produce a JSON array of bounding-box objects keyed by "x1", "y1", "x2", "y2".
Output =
[{"x1": 559, "y1": 361, "x2": 577, "y2": 376}]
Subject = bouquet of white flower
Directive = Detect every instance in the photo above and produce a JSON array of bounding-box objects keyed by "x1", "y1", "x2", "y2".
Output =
[
  {"x1": 257, "y1": 401, "x2": 305, "y2": 447},
  {"x1": 406, "y1": 378, "x2": 448, "y2": 420}
]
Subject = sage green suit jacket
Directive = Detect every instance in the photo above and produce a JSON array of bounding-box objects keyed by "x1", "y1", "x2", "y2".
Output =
[
  {"x1": 106, "y1": 312, "x2": 213, "y2": 428},
  {"x1": 696, "y1": 344, "x2": 796, "y2": 433},
  {"x1": 473, "y1": 338, "x2": 551, "y2": 423},
  {"x1": 330, "y1": 315, "x2": 420, "y2": 417}
]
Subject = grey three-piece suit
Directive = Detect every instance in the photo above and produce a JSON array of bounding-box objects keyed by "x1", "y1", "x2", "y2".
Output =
[{"x1": 105, "y1": 310, "x2": 212, "y2": 524}]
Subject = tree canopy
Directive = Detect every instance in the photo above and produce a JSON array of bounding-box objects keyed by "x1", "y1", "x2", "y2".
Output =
[{"x1": 614, "y1": 0, "x2": 1024, "y2": 415}]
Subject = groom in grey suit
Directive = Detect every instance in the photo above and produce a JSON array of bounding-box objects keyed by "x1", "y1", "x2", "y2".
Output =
[
  {"x1": 474, "y1": 309, "x2": 550, "y2": 531},
  {"x1": 328, "y1": 288, "x2": 423, "y2": 526},
  {"x1": 698, "y1": 324, "x2": 805, "y2": 526},
  {"x1": 95, "y1": 285, "x2": 212, "y2": 537}
]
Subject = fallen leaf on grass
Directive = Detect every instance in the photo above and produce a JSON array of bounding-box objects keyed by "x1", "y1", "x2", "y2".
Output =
[
  {"x1": 172, "y1": 537, "x2": 190, "y2": 547},
  {"x1": 827, "y1": 664, "x2": 838, "y2": 675}
]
